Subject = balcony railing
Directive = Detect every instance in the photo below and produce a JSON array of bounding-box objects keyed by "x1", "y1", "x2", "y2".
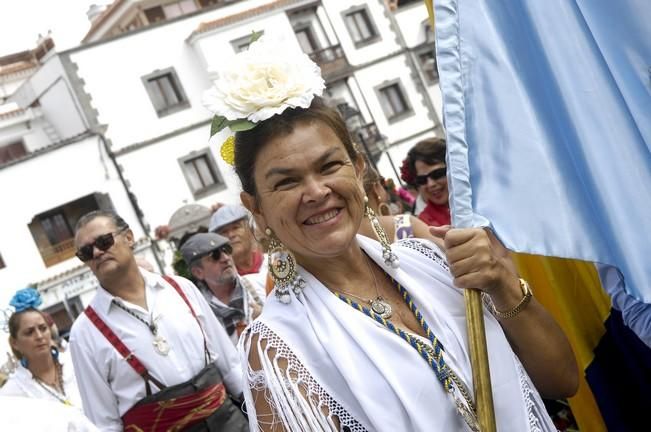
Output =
[
  {"x1": 355, "y1": 122, "x2": 386, "y2": 162},
  {"x1": 41, "y1": 238, "x2": 77, "y2": 267},
  {"x1": 308, "y1": 45, "x2": 351, "y2": 81}
]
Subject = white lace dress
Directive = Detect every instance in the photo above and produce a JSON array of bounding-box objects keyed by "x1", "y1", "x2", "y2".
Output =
[{"x1": 239, "y1": 236, "x2": 556, "y2": 431}]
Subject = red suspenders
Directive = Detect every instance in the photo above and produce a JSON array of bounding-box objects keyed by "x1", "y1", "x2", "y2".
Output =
[{"x1": 83, "y1": 276, "x2": 208, "y2": 394}]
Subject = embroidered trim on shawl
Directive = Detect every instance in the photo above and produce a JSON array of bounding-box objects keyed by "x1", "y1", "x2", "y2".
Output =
[
  {"x1": 516, "y1": 356, "x2": 545, "y2": 432},
  {"x1": 243, "y1": 320, "x2": 367, "y2": 432},
  {"x1": 397, "y1": 239, "x2": 450, "y2": 271}
]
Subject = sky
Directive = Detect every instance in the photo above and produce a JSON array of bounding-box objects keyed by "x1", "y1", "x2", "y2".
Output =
[{"x1": 0, "y1": 0, "x2": 102, "y2": 57}]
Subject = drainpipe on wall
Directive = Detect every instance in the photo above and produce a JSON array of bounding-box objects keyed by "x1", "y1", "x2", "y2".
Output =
[{"x1": 89, "y1": 127, "x2": 166, "y2": 274}]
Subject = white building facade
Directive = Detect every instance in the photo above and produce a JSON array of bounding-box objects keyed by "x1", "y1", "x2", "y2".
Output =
[{"x1": 0, "y1": 0, "x2": 442, "y2": 357}]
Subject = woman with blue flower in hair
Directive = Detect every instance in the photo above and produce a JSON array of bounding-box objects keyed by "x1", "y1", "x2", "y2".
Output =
[{"x1": 1, "y1": 287, "x2": 83, "y2": 410}]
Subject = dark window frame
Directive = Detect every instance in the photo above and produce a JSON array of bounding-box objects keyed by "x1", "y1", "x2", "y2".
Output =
[
  {"x1": 178, "y1": 148, "x2": 226, "y2": 199},
  {"x1": 141, "y1": 67, "x2": 190, "y2": 117},
  {"x1": 375, "y1": 79, "x2": 414, "y2": 123},
  {"x1": 416, "y1": 45, "x2": 439, "y2": 84},
  {"x1": 40, "y1": 210, "x2": 74, "y2": 247},
  {"x1": 230, "y1": 30, "x2": 265, "y2": 53},
  {"x1": 342, "y1": 5, "x2": 380, "y2": 48},
  {"x1": 0, "y1": 139, "x2": 28, "y2": 164},
  {"x1": 294, "y1": 23, "x2": 321, "y2": 54}
]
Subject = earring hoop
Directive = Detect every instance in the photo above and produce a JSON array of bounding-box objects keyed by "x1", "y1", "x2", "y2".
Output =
[{"x1": 378, "y1": 202, "x2": 391, "y2": 216}]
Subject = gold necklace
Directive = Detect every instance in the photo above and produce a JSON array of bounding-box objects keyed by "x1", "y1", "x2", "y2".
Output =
[
  {"x1": 33, "y1": 362, "x2": 71, "y2": 406},
  {"x1": 332, "y1": 253, "x2": 393, "y2": 320}
]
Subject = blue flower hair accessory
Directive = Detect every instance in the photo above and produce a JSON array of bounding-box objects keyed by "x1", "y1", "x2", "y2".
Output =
[{"x1": 10, "y1": 287, "x2": 42, "y2": 313}]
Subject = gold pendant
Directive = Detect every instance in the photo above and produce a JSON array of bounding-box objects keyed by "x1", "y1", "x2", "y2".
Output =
[
  {"x1": 370, "y1": 297, "x2": 392, "y2": 319},
  {"x1": 152, "y1": 335, "x2": 170, "y2": 356}
]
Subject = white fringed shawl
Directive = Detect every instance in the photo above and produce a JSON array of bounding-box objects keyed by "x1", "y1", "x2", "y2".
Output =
[{"x1": 239, "y1": 236, "x2": 555, "y2": 431}]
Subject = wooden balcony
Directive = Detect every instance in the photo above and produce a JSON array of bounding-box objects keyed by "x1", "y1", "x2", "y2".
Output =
[
  {"x1": 308, "y1": 45, "x2": 351, "y2": 82},
  {"x1": 41, "y1": 238, "x2": 77, "y2": 267}
]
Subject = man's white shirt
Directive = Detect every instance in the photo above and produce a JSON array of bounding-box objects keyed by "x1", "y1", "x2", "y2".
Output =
[{"x1": 69, "y1": 269, "x2": 243, "y2": 431}]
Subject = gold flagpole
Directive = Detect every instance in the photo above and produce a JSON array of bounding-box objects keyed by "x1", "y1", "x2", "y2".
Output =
[
  {"x1": 464, "y1": 290, "x2": 497, "y2": 432},
  {"x1": 423, "y1": 1, "x2": 497, "y2": 430}
]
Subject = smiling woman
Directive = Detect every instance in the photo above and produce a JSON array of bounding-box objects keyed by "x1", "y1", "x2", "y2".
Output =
[{"x1": 203, "y1": 35, "x2": 578, "y2": 432}]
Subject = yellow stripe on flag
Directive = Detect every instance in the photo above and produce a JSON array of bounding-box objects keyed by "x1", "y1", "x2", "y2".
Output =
[{"x1": 512, "y1": 253, "x2": 610, "y2": 432}]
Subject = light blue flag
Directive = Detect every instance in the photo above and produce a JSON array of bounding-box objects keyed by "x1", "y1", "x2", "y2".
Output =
[{"x1": 434, "y1": 0, "x2": 651, "y2": 301}]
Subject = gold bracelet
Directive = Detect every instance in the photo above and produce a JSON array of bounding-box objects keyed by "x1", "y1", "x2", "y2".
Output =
[{"x1": 490, "y1": 278, "x2": 532, "y2": 320}]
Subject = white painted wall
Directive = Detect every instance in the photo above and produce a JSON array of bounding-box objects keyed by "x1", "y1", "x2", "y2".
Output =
[
  {"x1": 353, "y1": 55, "x2": 433, "y2": 144},
  {"x1": 394, "y1": 2, "x2": 430, "y2": 48},
  {"x1": 322, "y1": 0, "x2": 400, "y2": 66},
  {"x1": 115, "y1": 124, "x2": 243, "y2": 231},
  {"x1": 0, "y1": 136, "x2": 142, "y2": 358},
  {"x1": 192, "y1": 12, "x2": 300, "y2": 75},
  {"x1": 11, "y1": 56, "x2": 88, "y2": 142}
]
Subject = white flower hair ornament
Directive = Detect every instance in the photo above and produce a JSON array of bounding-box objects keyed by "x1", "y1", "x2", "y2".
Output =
[{"x1": 203, "y1": 32, "x2": 325, "y2": 165}]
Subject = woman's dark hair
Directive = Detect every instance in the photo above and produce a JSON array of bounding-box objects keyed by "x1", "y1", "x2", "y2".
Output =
[
  {"x1": 406, "y1": 137, "x2": 447, "y2": 181},
  {"x1": 234, "y1": 97, "x2": 358, "y2": 197},
  {"x1": 8, "y1": 308, "x2": 47, "y2": 359},
  {"x1": 362, "y1": 154, "x2": 382, "y2": 193}
]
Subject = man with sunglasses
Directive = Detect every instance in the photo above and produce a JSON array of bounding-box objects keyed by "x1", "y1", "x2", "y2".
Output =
[
  {"x1": 180, "y1": 232, "x2": 265, "y2": 345},
  {"x1": 69, "y1": 210, "x2": 247, "y2": 432},
  {"x1": 405, "y1": 137, "x2": 451, "y2": 227},
  {"x1": 208, "y1": 204, "x2": 268, "y2": 295}
]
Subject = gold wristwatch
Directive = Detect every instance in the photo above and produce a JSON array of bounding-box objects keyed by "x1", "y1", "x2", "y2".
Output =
[{"x1": 490, "y1": 278, "x2": 532, "y2": 320}]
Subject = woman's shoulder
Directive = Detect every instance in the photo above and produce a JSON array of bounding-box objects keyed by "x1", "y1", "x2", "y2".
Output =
[{"x1": 0, "y1": 371, "x2": 29, "y2": 397}]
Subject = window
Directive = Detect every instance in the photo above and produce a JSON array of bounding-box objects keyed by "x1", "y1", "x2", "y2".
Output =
[
  {"x1": 424, "y1": 22, "x2": 436, "y2": 44},
  {"x1": 198, "y1": 0, "x2": 221, "y2": 7},
  {"x1": 144, "y1": 6, "x2": 166, "y2": 23},
  {"x1": 0, "y1": 139, "x2": 27, "y2": 164},
  {"x1": 41, "y1": 212, "x2": 73, "y2": 246},
  {"x1": 29, "y1": 193, "x2": 111, "y2": 267},
  {"x1": 418, "y1": 50, "x2": 439, "y2": 84},
  {"x1": 343, "y1": 6, "x2": 379, "y2": 47},
  {"x1": 142, "y1": 68, "x2": 190, "y2": 117},
  {"x1": 376, "y1": 80, "x2": 413, "y2": 122},
  {"x1": 396, "y1": 0, "x2": 421, "y2": 8},
  {"x1": 179, "y1": 149, "x2": 225, "y2": 198},
  {"x1": 230, "y1": 31, "x2": 264, "y2": 53},
  {"x1": 163, "y1": 0, "x2": 198, "y2": 19},
  {"x1": 294, "y1": 25, "x2": 320, "y2": 54}
]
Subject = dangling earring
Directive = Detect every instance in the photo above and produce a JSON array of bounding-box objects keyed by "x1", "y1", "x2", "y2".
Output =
[
  {"x1": 378, "y1": 202, "x2": 391, "y2": 216},
  {"x1": 20, "y1": 357, "x2": 28, "y2": 368},
  {"x1": 265, "y1": 228, "x2": 306, "y2": 304},
  {"x1": 364, "y1": 196, "x2": 400, "y2": 268},
  {"x1": 51, "y1": 346, "x2": 59, "y2": 362}
]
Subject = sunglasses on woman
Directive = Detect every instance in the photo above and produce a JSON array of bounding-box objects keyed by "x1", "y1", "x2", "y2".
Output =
[
  {"x1": 75, "y1": 226, "x2": 129, "y2": 262},
  {"x1": 415, "y1": 167, "x2": 447, "y2": 186}
]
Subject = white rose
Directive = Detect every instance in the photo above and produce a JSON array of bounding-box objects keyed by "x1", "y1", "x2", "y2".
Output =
[{"x1": 202, "y1": 37, "x2": 325, "y2": 123}]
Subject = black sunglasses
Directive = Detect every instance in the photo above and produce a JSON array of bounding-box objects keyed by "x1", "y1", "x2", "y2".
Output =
[
  {"x1": 203, "y1": 244, "x2": 234, "y2": 262},
  {"x1": 415, "y1": 167, "x2": 447, "y2": 186},
  {"x1": 75, "y1": 227, "x2": 129, "y2": 262}
]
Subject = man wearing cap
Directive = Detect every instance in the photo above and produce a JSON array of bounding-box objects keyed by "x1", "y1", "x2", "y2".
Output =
[
  {"x1": 69, "y1": 210, "x2": 247, "y2": 431},
  {"x1": 180, "y1": 232, "x2": 265, "y2": 345},
  {"x1": 209, "y1": 204, "x2": 268, "y2": 294}
]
